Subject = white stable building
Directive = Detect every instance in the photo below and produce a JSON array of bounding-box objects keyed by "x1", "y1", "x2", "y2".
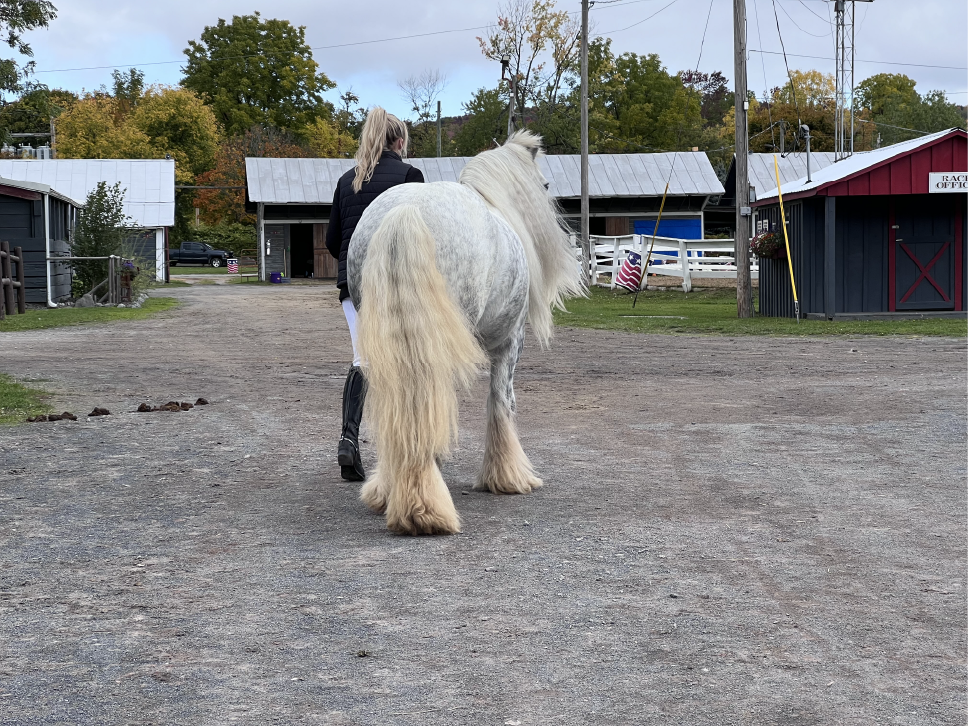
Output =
[
  {"x1": 245, "y1": 153, "x2": 724, "y2": 280},
  {"x1": 0, "y1": 159, "x2": 175, "y2": 282}
]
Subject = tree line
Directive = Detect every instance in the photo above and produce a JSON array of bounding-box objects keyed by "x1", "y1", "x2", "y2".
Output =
[{"x1": 0, "y1": 0, "x2": 964, "y2": 248}]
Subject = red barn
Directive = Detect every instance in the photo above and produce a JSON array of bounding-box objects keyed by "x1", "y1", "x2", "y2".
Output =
[{"x1": 752, "y1": 128, "x2": 967, "y2": 319}]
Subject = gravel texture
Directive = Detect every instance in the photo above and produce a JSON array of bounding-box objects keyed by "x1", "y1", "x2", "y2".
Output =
[{"x1": 0, "y1": 283, "x2": 965, "y2": 726}]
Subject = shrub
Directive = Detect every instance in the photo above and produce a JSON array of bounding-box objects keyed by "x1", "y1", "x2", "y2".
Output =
[{"x1": 71, "y1": 182, "x2": 131, "y2": 297}]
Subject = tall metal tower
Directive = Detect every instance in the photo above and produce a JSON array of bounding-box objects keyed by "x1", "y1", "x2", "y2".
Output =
[{"x1": 834, "y1": 0, "x2": 873, "y2": 161}]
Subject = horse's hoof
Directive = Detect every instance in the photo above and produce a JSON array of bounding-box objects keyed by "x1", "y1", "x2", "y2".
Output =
[
  {"x1": 474, "y1": 473, "x2": 543, "y2": 494},
  {"x1": 386, "y1": 510, "x2": 461, "y2": 536}
]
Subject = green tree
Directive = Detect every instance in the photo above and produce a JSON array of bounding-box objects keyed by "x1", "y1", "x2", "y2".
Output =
[
  {"x1": 855, "y1": 73, "x2": 965, "y2": 146},
  {"x1": 111, "y1": 68, "x2": 144, "y2": 117},
  {"x1": 0, "y1": 1, "x2": 57, "y2": 95},
  {"x1": 130, "y1": 86, "x2": 222, "y2": 180},
  {"x1": 54, "y1": 94, "x2": 154, "y2": 159},
  {"x1": 855, "y1": 73, "x2": 918, "y2": 117},
  {"x1": 55, "y1": 84, "x2": 221, "y2": 182},
  {"x1": 679, "y1": 70, "x2": 732, "y2": 129},
  {"x1": 0, "y1": 85, "x2": 75, "y2": 143},
  {"x1": 182, "y1": 12, "x2": 335, "y2": 136},
  {"x1": 71, "y1": 181, "x2": 131, "y2": 297},
  {"x1": 565, "y1": 39, "x2": 703, "y2": 154},
  {"x1": 303, "y1": 116, "x2": 357, "y2": 158},
  {"x1": 453, "y1": 87, "x2": 508, "y2": 156},
  {"x1": 739, "y1": 70, "x2": 838, "y2": 153}
]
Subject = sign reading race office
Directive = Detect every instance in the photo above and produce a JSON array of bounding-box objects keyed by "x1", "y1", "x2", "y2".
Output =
[{"x1": 928, "y1": 172, "x2": 968, "y2": 193}]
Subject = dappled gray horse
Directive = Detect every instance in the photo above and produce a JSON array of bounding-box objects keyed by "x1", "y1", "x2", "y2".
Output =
[{"x1": 347, "y1": 131, "x2": 584, "y2": 535}]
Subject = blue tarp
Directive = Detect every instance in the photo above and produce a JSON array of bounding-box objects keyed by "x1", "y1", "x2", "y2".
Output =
[{"x1": 634, "y1": 218, "x2": 702, "y2": 239}]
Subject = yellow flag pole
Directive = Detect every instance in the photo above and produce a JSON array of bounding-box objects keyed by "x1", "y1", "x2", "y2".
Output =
[
  {"x1": 632, "y1": 181, "x2": 670, "y2": 308},
  {"x1": 773, "y1": 155, "x2": 800, "y2": 323}
]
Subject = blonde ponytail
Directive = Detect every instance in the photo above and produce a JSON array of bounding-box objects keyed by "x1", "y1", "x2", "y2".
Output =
[{"x1": 353, "y1": 107, "x2": 410, "y2": 193}]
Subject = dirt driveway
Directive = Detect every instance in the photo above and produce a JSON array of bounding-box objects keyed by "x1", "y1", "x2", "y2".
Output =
[{"x1": 1, "y1": 284, "x2": 965, "y2": 726}]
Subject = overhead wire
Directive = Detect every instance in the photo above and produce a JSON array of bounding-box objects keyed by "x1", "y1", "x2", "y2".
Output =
[
  {"x1": 751, "y1": 0, "x2": 777, "y2": 151},
  {"x1": 747, "y1": 49, "x2": 967, "y2": 71},
  {"x1": 773, "y1": 0, "x2": 831, "y2": 38},
  {"x1": 795, "y1": 0, "x2": 833, "y2": 25},
  {"x1": 769, "y1": 0, "x2": 803, "y2": 154},
  {"x1": 599, "y1": 0, "x2": 683, "y2": 34}
]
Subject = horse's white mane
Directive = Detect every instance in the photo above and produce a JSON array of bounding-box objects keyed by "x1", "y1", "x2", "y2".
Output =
[{"x1": 459, "y1": 130, "x2": 585, "y2": 347}]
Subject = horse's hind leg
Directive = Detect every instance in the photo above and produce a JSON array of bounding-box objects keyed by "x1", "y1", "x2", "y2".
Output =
[
  {"x1": 360, "y1": 463, "x2": 389, "y2": 513},
  {"x1": 476, "y1": 329, "x2": 542, "y2": 495}
]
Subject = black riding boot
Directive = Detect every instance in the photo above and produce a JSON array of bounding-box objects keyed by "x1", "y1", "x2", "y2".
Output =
[{"x1": 338, "y1": 366, "x2": 366, "y2": 481}]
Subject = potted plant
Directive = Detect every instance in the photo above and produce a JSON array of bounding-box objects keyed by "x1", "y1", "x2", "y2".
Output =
[{"x1": 750, "y1": 230, "x2": 787, "y2": 260}]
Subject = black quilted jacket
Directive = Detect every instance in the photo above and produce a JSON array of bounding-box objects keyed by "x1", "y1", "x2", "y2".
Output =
[{"x1": 326, "y1": 150, "x2": 424, "y2": 300}]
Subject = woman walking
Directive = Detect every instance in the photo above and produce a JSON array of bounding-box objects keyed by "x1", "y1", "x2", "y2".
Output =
[{"x1": 326, "y1": 107, "x2": 424, "y2": 481}]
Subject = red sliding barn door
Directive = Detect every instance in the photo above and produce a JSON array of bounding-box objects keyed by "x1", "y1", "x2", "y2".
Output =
[{"x1": 891, "y1": 197, "x2": 960, "y2": 311}]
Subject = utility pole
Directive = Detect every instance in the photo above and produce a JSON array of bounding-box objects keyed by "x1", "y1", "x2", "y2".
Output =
[
  {"x1": 580, "y1": 0, "x2": 591, "y2": 284},
  {"x1": 436, "y1": 100, "x2": 442, "y2": 158},
  {"x1": 734, "y1": 0, "x2": 752, "y2": 318},
  {"x1": 779, "y1": 118, "x2": 786, "y2": 155}
]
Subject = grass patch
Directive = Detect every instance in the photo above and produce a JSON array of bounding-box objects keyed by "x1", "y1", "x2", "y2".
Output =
[
  {"x1": 0, "y1": 374, "x2": 50, "y2": 424},
  {"x1": 554, "y1": 287, "x2": 968, "y2": 337},
  {"x1": 0, "y1": 297, "x2": 178, "y2": 333},
  {"x1": 163, "y1": 280, "x2": 192, "y2": 287}
]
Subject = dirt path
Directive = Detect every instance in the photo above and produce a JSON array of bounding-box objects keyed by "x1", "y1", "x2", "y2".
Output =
[{"x1": 1, "y1": 284, "x2": 965, "y2": 726}]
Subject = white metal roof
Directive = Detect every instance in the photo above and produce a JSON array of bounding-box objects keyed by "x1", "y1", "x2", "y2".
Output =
[
  {"x1": 757, "y1": 128, "x2": 962, "y2": 201},
  {"x1": 748, "y1": 152, "x2": 837, "y2": 200},
  {"x1": 245, "y1": 152, "x2": 724, "y2": 204},
  {"x1": 0, "y1": 175, "x2": 83, "y2": 207},
  {"x1": 0, "y1": 159, "x2": 175, "y2": 227}
]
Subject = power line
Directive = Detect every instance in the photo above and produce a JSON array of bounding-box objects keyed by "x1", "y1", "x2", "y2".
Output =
[
  {"x1": 774, "y1": 0, "x2": 831, "y2": 37},
  {"x1": 600, "y1": 0, "x2": 683, "y2": 34},
  {"x1": 770, "y1": 0, "x2": 803, "y2": 140},
  {"x1": 749, "y1": 49, "x2": 968, "y2": 71},
  {"x1": 34, "y1": 25, "x2": 493, "y2": 74},
  {"x1": 855, "y1": 118, "x2": 935, "y2": 136},
  {"x1": 794, "y1": 0, "x2": 833, "y2": 25},
  {"x1": 752, "y1": 0, "x2": 777, "y2": 150}
]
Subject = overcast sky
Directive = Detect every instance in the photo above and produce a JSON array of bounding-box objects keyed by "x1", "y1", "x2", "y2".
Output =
[{"x1": 23, "y1": 0, "x2": 968, "y2": 121}]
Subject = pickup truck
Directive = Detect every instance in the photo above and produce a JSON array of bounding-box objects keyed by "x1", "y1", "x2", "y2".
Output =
[{"x1": 169, "y1": 241, "x2": 231, "y2": 268}]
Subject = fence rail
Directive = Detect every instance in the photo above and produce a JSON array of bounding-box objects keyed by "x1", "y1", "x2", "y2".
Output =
[
  {"x1": 0, "y1": 240, "x2": 26, "y2": 319},
  {"x1": 584, "y1": 234, "x2": 758, "y2": 293},
  {"x1": 47, "y1": 255, "x2": 134, "y2": 305}
]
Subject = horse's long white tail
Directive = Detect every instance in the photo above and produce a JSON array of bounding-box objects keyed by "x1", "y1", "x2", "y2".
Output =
[{"x1": 357, "y1": 205, "x2": 486, "y2": 534}]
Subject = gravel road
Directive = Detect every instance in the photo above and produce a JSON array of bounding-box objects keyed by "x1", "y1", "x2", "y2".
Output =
[{"x1": 1, "y1": 284, "x2": 965, "y2": 726}]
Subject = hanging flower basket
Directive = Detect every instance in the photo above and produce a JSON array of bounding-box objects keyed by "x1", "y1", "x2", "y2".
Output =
[{"x1": 750, "y1": 230, "x2": 787, "y2": 260}]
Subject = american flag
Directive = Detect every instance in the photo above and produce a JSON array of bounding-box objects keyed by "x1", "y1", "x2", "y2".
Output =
[
  {"x1": 227, "y1": 258, "x2": 239, "y2": 273},
  {"x1": 615, "y1": 251, "x2": 642, "y2": 292}
]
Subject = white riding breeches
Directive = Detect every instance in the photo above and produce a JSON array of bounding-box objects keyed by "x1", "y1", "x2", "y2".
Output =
[{"x1": 342, "y1": 298, "x2": 361, "y2": 367}]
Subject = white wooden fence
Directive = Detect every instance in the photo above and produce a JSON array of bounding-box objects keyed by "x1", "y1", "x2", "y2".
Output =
[{"x1": 573, "y1": 234, "x2": 758, "y2": 293}]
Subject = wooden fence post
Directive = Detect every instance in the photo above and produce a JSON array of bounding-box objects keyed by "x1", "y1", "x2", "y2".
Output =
[
  {"x1": 1, "y1": 241, "x2": 14, "y2": 316},
  {"x1": 14, "y1": 246, "x2": 24, "y2": 313}
]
